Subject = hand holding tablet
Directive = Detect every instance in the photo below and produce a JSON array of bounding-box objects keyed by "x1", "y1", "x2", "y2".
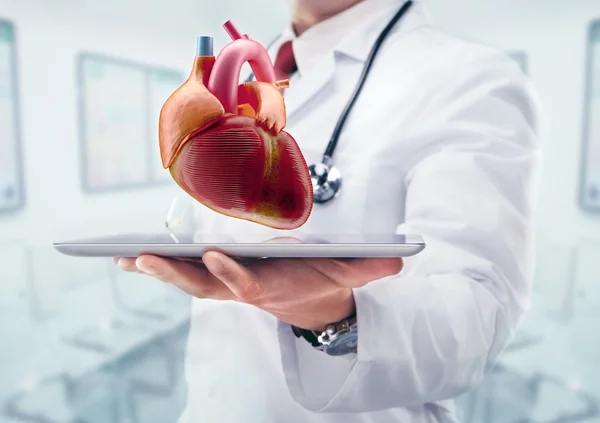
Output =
[
  {"x1": 54, "y1": 231, "x2": 425, "y2": 332},
  {"x1": 114, "y1": 243, "x2": 407, "y2": 332}
]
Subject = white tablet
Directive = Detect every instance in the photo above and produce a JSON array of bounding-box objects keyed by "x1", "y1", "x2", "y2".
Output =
[{"x1": 53, "y1": 233, "x2": 425, "y2": 259}]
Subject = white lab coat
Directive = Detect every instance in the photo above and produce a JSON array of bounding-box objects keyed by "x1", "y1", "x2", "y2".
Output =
[{"x1": 178, "y1": 0, "x2": 543, "y2": 422}]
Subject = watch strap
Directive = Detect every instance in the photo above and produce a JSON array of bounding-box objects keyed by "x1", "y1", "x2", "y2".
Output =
[
  {"x1": 291, "y1": 312, "x2": 357, "y2": 351},
  {"x1": 291, "y1": 325, "x2": 323, "y2": 349}
]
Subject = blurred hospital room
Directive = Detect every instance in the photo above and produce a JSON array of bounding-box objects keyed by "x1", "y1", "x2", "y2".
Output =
[{"x1": 1, "y1": 0, "x2": 600, "y2": 421}]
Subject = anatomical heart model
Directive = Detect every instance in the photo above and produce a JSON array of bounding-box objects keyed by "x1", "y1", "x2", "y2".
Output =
[{"x1": 158, "y1": 21, "x2": 313, "y2": 230}]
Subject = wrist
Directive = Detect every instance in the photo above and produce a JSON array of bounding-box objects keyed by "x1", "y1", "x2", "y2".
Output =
[
  {"x1": 291, "y1": 290, "x2": 359, "y2": 356},
  {"x1": 306, "y1": 288, "x2": 356, "y2": 333}
]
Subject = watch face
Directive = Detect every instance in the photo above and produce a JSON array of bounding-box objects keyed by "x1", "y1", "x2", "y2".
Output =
[{"x1": 325, "y1": 328, "x2": 358, "y2": 356}]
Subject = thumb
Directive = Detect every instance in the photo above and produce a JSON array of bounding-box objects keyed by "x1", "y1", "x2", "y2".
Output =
[
  {"x1": 306, "y1": 257, "x2": 404, "y2": 288},
  {"x1": 202, "y1": 252, "x2": 264, "y2": 303}
]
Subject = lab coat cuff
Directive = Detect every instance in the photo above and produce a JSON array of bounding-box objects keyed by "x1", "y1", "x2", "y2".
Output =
[{"x1": 276, "y1": 287, "x2": 373, "y2": 412}]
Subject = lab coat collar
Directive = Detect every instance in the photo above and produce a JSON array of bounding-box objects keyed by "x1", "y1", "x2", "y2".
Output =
[
  {"x1": 275, "y1": 0, "x2": 430, "y2": 71},
  {"x1": 278, "y1": 0, "x2": 431, "y2": 119},
  {"x1": 334, "y1": 0, "x2": 433, "y2": 63}
]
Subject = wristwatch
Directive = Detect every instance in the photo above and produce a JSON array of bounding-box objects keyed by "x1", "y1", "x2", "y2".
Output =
[{"x1": 291, "y1": 314, "x2": 358, "y2": 356}]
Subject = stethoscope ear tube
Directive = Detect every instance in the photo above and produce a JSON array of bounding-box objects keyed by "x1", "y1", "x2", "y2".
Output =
[
  {"x1": 245, "y1": 0, "x2": 415, "y2": 204},
  {"x1": 323, "y1": 0, "x2": 413, "y2": 159}
]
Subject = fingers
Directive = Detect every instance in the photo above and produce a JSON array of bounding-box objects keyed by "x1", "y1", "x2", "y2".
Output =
[
  {"x1": 115, "y1": 253, "x2": 402, "y2": 303},
  {"x1": 133, "y1": 255, "x2": 236, "y2": 300},
  {"x1": 305, "y1": 257, "x2": 404, "y2": 288},
  {"x1": 202, "y1": 251, "x2": 264, "y2": 303},
  {"x1": 116, "y1": 257, "x2": 140, "y2": 273},
  {"x1": 175, "y1": 256, "x2": 265, "y2": 267}
]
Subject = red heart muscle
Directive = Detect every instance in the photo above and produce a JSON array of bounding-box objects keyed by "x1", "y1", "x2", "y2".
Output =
[{"x1": 158, "y1": 27, "x2": 313, "y2": 230}]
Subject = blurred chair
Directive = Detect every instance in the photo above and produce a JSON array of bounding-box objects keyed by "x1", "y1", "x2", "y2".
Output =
[
  {"x1": 0, "y1": 241, "x2": 36, "y2": 364},
  {"x1": 456, "y1": 237, "x2": 600, "y2": 423},
  {"x1": 456, "y1": 366, "x2": 537, "y2": 423},
  {"x1": 114, "y1": 321, "x2": 190, "y2": 423},
  {"x1": 566, "y1": 238, "x2": 600, "y2": 365},
  {"x1": 26, "y1": 245, "x2": 188, "y2": 357},
  {"x1": 9, "y1": 244, "x2": 192, "y2": 423},
  {"x1": 0, "y1": 242, "x2": 97, "y2": 396},
  {"x1": 45, "y1": 206, "x2": 192, "y2": 354},
  {"x1": 0, "y1": 241, "x2": 41, "y2": 403},
  {"x1": 26, "y1": 246, "x2": 142, "y2": 357},
  {"x1": 525, "y1": 372, "x2": 599, "y2": 423},
  {"x1": 457, "y1": 365, "x2": 599, "y2": 423},
  {"x1": 527, "y1": 236, "x2": 578, "y2": 327},
  {"x1": 0, "y1": 242, "x2": 122, "y2": 423},
  {"x1": 1, "y1": 370, "x2": 134, "y2": 423},
  {"x1": 104, "y1": 258, "x2": 191, "y2": 327}
]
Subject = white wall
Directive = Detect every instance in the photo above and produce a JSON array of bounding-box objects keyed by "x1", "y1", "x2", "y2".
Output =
[
  {"x1": 424, "y1": 0, "x2": 600, "y2": 244},
  {"x1": 0, "y1": 0, "x2": 290, "y2": 247},
  {"x1": 0, "y1": 0, "x2": 599, "y2": 418},
  {"x1": 421, "y1": 0, "x2": 600, "y2": 318},
  {"x1": 1, "y1": 0, "x2": 599, "y2": 251}
]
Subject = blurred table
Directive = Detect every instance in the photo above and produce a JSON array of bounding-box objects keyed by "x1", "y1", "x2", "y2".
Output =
[{"x1": 0, "y1": 246, "x2": 192, "y2": 423}]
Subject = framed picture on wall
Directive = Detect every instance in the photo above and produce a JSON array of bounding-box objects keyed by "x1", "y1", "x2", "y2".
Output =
[
  {"x1": 580, "y1": 19, "x2": 600, "y2": 213},
  {"x1": 76, "y1": 53, "x2": 184, "y2": 193},
  {"x1": 0, "y1": 19, "x2": 25, "y2": 213}
]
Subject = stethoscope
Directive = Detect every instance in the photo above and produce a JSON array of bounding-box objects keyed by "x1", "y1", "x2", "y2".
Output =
[{"x1": 245, "y1": 0, "x2": 413, "y2": 204}]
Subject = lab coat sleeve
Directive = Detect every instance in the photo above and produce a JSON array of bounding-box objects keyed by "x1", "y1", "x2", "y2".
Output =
[{"x1": 276, "y1": 52, "x2": 544, "y2": 412}]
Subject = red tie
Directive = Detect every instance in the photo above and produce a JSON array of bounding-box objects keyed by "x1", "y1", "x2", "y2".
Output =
[{"x1": 273, "y1": 40, "x2": 298, "y2": 82}]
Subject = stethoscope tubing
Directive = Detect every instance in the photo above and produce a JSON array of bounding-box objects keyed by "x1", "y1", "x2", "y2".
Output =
[
  {"x1": 245, "y1": 1, "x2": 413, "y2": 159},
  {"x1": 244, "y1": 0, "x2": 414, "y2": 203}
]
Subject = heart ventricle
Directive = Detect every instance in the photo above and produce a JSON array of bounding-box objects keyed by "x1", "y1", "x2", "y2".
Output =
[
  {"x1": 158, "y1": 51, "x2": 313, "y2": 230},
  {"x1": 170, "y1": 114, "x2": 313, "y2": 229}
]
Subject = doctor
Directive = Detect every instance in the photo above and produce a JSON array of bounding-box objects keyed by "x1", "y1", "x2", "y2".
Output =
[{"x1": 117, "y1": 0, "x2": 543, "y2": 421}]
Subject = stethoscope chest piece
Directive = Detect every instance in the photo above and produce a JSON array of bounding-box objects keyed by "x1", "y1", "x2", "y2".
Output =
[{"x1": 309, "y1": 157, "x2": 342, "y2": 204}]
